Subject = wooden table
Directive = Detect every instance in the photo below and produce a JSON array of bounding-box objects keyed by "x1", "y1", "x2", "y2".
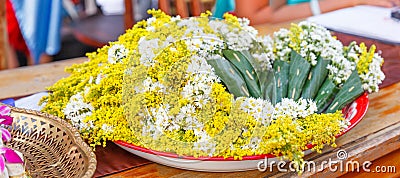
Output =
[{"x1": 1, "y1": 22, "x2": 399, "y2": 178}]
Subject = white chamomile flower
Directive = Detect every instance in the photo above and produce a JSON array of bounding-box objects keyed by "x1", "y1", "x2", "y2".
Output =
[
  {"x1": 63, "y1": 92, "x2": 94, "y2": 131},
  {"x1": 108, "y1": 44, "x2": 128, "y2": 64}
]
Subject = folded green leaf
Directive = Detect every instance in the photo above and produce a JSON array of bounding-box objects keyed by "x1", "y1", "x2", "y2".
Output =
[
  {"x1": 314, "y1": 78, "x2": 339, "y2": 113},
  {"x1": 241, "y1": 50, "x2": 264, "y2": 75},
  {"x1": 288, "y1": 50, "x2": 311, "y2": 100},
  {"x1": 261, "y1": 70, "x2": 277, "y2": 103},
  {"x1": 223, "y1": 50, "x2": 261, "y2": 98},
  {"x1": 301, "y1": 56, "x2": 330, "y2": 99},
  {"x1": 273, "y1": 60, "x2": 289, "y2": 104},
  {"x1": 326, "y1": 71, "x2": 364, "y2": 113},
  {"x1": 207, "y1": 57, "x2": 250, "y2": 97}
]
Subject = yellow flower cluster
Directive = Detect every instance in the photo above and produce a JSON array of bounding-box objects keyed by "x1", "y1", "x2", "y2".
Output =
[
  {"x1": 356, "y1": 43, "x2": 377, "y2": 75},
  {"x1": 288, "y1": 23, "x2": 303, "y2": 52},
  {"x1": 41, "y1": 10, "x2": 346, "y2": 169}
]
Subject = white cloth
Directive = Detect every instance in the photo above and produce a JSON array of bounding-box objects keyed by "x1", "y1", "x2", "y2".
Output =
[
  {"x1": 307, "y1": 5, "x2": 400, "y2": 44},
  {"x1": 15, "y1": 92, "x2": 48, "y2": 111}
]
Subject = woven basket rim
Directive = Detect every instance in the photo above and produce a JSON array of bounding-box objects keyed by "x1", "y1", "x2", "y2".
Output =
[{"x1": 1, "y1": 104, "x2": 97, "y2": 178}]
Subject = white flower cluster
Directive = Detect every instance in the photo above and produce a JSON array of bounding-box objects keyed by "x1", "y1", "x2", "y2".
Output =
[
  {"x1": 137, "y1": 16, "x2": 254, "y2": 67},
  {"x1": 209, "y1": 20, "x2": 254, "y2": 51},
  {"x1": 240, "y1": 97, "x2": 317, "y2": 124},
  {"x1": 63, "y1": 92, "x2": 95, "y2": 131},
  {"x1": 359, "y1": 53, "x2": 385, "y2": 93},
  {"x1": 139, "y1": 77, "x2": 166, "y2": 93},
  {"x1": 181, "y1": 55, "x2": 220, "y2": 108},
  {"x1": 274, "y1": 98, "x2": 317, "y2": 119},
  {"x1": 273, "y1": 29, "x2": 292, "y2": 61},
  {"x1": 346, "y1": 43, "x2": 385, "y2": 93},
  {"x1": 252, "y1": 35, "x2": 275, "y2": 71},
  {"x1": 273, "y1": 22, "x2": 344, "y2": 67},
  {"x1": 240, "y1": 97, "x2": 274, "y2": 126},
  {"x1": 185, "y1": 35, "x2": 224, "y2": 59},
  {"x1": 326, "y1": 56, "x2": 356, "y2": 87},
  {"x1": 141, "y1": 104, "x2": 171, "y2": 139},
  {"x1": 142, "y1": 102, "x2": 216, "y2": 155},
  {"x1": 108, "y1": 44, "x2": 128, "y2": 64},
  {"x1": 138, "y1": 37, "x2": 160, "y2": 67},
  {"x1": 296, "y1": 22, "x2": 341, "y2": 66},
  {"x1": 240, "y1": 137, "x2": 262, "y2": 151}
]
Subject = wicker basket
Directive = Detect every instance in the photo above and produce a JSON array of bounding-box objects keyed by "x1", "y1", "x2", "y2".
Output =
[{"x1": 3, "y1": 106, "x2": 97, "y2": 178}]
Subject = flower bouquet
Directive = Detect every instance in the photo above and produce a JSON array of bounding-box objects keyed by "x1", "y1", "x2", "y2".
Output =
[{"x1": 40, "y1": 10, "x2": 384, "y2": 172}]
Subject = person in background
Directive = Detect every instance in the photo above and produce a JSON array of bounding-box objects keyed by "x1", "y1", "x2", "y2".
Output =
[
  {"x1": 5, "y1": 0, "x2": 30, "y2": 68},
  {"x1": 8, "y1": 0, "x2": 64, "y2": 65},
  {"x1": 214, "y1": 0, "x2": 400, "y2": 25}
]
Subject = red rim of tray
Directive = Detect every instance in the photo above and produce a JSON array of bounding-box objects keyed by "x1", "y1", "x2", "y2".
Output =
[{"x1": 115, "y1": 92, "x2": 369, "y2": 161}]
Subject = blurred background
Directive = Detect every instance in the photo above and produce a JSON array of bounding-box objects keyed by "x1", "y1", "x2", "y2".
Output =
[{"x1": 1, "y1": 0, "x2": 216, "y2": 69}]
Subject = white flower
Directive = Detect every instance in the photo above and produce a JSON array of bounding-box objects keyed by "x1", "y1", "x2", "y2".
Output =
[
  {"x1": 138, "y1": 37, "x2": 160, "y2": 67},
  {"x1": 63, "y1": 92, "x2": 94, "y2": 131},
  {"x1": 273, "y1": 29, "x2": 292, "y2": 61},
  {"x1": 108, "y1": 44, "x2": 128, "y2": 64},
  {"x1": 171, "y1": 15, "x2": 181, "y2": 22},
  {"x1": 360, "y1": 54, "x2": 385, "y2": 93},
  {"x1": 274, "y1": 98, "x2": 317, "y2": 119},
  {"x1": 240, "y1": 97, "x2": 274, "y2": 126},
  {"x1": 327, "y1": 55, "x2": 356, "y2": 87},
  {"x1": 140, "y1": 77, "x2": 166, "y2": 93},
  {"x1": 209, "y1": 20, "x2": 253, "y2": 51},
  {"x1": 102, "y1": 124, "x2": 113, "y2": 133},
  {"x1": 241, "y1": 137, "x2": 261, "y2": 150},
  {"x1": 193, "y1": 130, "x2": 215, "y2": 156},
  {"x1": 95, "y1": 73, "x2": 107, "y2": 85},
  {"x1": 181, "y1": 55, "x2": 219, "y2": 108}
]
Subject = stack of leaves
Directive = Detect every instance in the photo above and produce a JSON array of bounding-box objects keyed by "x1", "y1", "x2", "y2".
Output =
[{"x1": 216, "y1": 22, "x2": 384, "y2": 114}]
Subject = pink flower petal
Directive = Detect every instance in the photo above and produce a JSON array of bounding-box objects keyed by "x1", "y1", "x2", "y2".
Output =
[
  {"x1": 0, "y1": 155, "x2": 4, "y2": 173},
  {"x1": 0, "y1": 116, "x2": 12, "y2": 126},
  {"x1": 1, "y1": 148, "x2": 23, "y2": 164},
  {"x1": 0, "y1": 128, "x2": 11, "y2": 143},
  {"x1": 0, "y1": 106, "x2": 10, "y2": 116}
]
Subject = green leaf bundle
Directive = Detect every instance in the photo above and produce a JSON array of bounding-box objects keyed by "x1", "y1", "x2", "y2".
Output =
[
  {"x1": 301, "y1": 56, "x2": 330, "y2": 99},
  {"x1": 287, "y1": 50, "x2": 311, "y2": 100},
  {"x1": 314, "y1": 78, "x2": 339, "y2": 113},
  {"x1": 207, "y1": 57, "x2": 250, "y2": 97},
  {"x1": 222, "y1": 50, "x2": 262, "y2": 98},
  {"x1": 325, "y1": 71, "x2": 364, "y2": 113},
  {"x1": 272, "y1": 60, "x2": 289, "y2": 104}
]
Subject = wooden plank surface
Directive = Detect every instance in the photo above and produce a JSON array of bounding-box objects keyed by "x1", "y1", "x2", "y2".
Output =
[{"x1": 0, "y1": 57, "x2": 87, "y2": 99}]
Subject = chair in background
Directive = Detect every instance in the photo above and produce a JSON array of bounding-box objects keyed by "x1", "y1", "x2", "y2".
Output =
[
  {"x1": 0, "y1": 0, "x2": 8, "y2": 70},
  {"x1": 73, "y1": 0, "x2": 215, "y2": 48}
]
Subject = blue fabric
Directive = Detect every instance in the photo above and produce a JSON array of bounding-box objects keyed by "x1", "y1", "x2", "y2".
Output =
[
  {"x1": 0, "y1": 99, "x2": 15, "y2": 107},
  {"x1": 212, "y1": 0, "x2": 311, "y2": 18},
  {"x1": 212, "y1": 0, "x2": 235, "y2": 19},
  {"x1": 10, "y1": 0, "x2": 63, "y2": 64},
  {"x1": 287, "y1": 0, "x2": 310, "y2": 5}
]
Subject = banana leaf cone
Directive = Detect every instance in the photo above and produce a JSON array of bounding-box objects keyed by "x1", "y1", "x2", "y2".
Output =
[
  {"x1": 287, "y1": 50, "x2": 311, "y2": 100},
  {"x1": 325, "y1": 70, "x2": 364, "y2": 113},
  {"x1": 261, "y1": 70, "x2": 277, "y2": 104},
  {"x1": 240, "y1": 50, "x2": 277, "y2": 103},
  {"x1": 206, "y1": 56, "x2": 250, "y2": 97},
  {"x1": 301, "y1": 56, "x2": 330, "y2": 99},
  {"x1": 273, "y1": 60, "x2": 289, "y2": 104},
  {"x1": 222, "y1": 50, "x2": 262, "y2": 98},
  {"x1": 314, "y1": 78, "x2": 339, "y2": 113}
]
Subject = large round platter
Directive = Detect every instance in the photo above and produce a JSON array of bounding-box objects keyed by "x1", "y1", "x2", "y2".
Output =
[{"x1": 114, "y1": 93, "x2": 369, "y2": 172}]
